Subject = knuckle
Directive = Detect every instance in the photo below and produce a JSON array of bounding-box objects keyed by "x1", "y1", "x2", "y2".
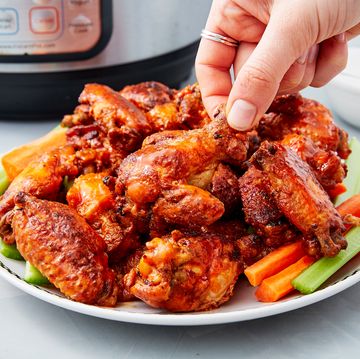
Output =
[{"x1": 240, "y1": 62, "x2": 278, "y2": 90}]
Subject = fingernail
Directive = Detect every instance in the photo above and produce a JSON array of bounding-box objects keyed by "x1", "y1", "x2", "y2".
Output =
[
  {"x1": 308, "y1": 45, "x2": 319, "y2": 63},
  {"x1": 227, "y1": 99, "x2": 257, "y2": 131},
  {"x1": 335, "y1": 32, "x2": 346, "y2": 43},
  {"x1": 296, "y1": 50, "x2": 308, "y2": 65}
]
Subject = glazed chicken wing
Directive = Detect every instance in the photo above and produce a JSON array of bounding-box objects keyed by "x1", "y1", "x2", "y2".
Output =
[
  {"x1": 79, "y1": 83, "x2": 152, "y2": 152},
  {"x1": 252, "y1": 141, "x2": 346, "y2": 257},
  {"x1": 124, "y1": 230, "x2": 242, "y2": 312},
  {"x1": 121, "y1": 82, "x2": 210, "y2": 130},
  {"x1": 120, "y1": 81, "x2": 184, "y2": 132},
  {"x1": 239, "y1": 166, "x2": 299, "y2": 248},
  {"x1": 258, "y1": 94, "x2": 350, "y2": 158},
  {"x1": 67, "y1": 173, "x2": 140, "y2": 260},
  {"x1": 0, "y1": 146, "x2": 77, "y2": 243},
  {"x1": 11, "y1": 193, "x2": 118, "y2": 306},
  {"x1": 281, "y1": 134, "x2": 346, "y2": 191},
  {"x1": 119, "y1": 81, "x2": 175, "y2": 111}
]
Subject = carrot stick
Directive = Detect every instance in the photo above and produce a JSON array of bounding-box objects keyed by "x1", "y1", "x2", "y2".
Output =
[
  {"x1": 328, "y1": 183, "x2": 347, "y2": 199},
  {"x1": 256, "y1": 255, "x2": 315, "y2": 302},
  {"x1": 1, "y1": 126, "x2": 66, "y2": 181},
  {"x1": 244, "y1": 241, "x2": 305, "y2": 286},
  {"x1": 336, "y1": 194, "x2": 360, "y2": 218}
]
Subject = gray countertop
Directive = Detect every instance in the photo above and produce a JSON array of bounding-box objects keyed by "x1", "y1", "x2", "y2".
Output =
[{"x1": 0, "y1": 85, "x2": 360, "y2": 359}]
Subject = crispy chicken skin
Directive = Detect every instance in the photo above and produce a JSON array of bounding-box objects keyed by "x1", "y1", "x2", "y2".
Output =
[
  {"x1": 67, "y1": 173, "x2": 140, "y2": 259},
  {"x1": 12, "y1": 193, "x2": 118, "y2": 306},
  {"x1": 239, "y1": 166, "x2": 299, "y2": 248},
  {"x1": 125, "y1": 230, "x2": 242, "y2": 312},
  {"x1": 79, "y1": 83, "x2": 152, "y2": 152},
  {"x1": 0, "y1": 147, "x2": 77, "y2": 242},
  {"x1": 252, "y1": 141, "x2": 346, "y2": 257},
  {"x1": 258, "y1": 94, "x2": 350, "y2": 158}
]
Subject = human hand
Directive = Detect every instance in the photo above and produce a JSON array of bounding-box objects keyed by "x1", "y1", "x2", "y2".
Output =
[{"x1": 195, "y1": 0, "x2": 360, "y2": 131}]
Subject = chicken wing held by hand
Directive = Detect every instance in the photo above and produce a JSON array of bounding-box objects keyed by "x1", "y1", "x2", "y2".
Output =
[
  {"x1": 12, "y1": 193, "x2": 118, "y2": 306},
  {"x1": 124, "y1": 230, "x2": 242, "y2": 312}
]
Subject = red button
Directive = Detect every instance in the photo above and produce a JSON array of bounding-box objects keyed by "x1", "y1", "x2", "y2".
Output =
[{"x1": 30, "y1": 7, "x2": 59, "y2": 34}]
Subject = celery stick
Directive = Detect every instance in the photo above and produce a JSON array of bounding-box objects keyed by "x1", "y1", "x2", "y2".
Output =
[
  {"x1": 292, "y1": 227, "x2": 360, "y2": 294},
  {"x1": 63, "y1": 176, "x2": 74, "y2": 191},
  {"x1": 24, "y1": 262, "x2": 50, "y2": 285},
  {"x1": 0, "y1": 239, "x2": 24, "y2": 261},
  {"x1": 334, "y1": 138, "x2": 360, "y2": 206},
  {"x1": 0, "y1": 166, "x2": 9, "y2": 195}
]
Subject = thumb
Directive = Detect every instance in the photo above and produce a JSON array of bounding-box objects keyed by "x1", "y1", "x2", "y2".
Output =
[{"x1": 226, "y1": 9, "x2": 313, "y2": 131}]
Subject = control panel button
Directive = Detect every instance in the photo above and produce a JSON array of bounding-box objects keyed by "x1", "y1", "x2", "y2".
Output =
[
  {"x1": 30, "y1": 7, "x2": 59, "y2": 34},
  {"x1": 68, "y1": 0, "x2": 92, "y2": 7},
  {"x1": 69, "y1": 14, "x2": 93, "y2": 34},
  {"x1": 0, "y1": 8, "x2": 18, "y2": 35},
  {"x1": 32, "y1": 0, "x2": 53, "y2": 4}
]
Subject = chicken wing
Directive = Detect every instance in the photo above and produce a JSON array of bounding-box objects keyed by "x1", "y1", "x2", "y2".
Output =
[
  {"x1": 239, "y1": 166, "x2": 299, "y2": 248},
  {"x1": 79, "y1": 83, "x2": 153, "y2": 152},
  {"x1": 281, "y1": 134, "x2": 346, "y2": 191},
  {"x1": 119, "y1": 81, "x2": 175, "y2": 111},
  {"x1": 124, "y1": 230, "x2": 242, "y2": 312},
  {"x1": 11, "y1": 193, "x2": 118, "y2": 306},
  {"x1": 258, "y1": 94, "x2": 350, "y2": 158},
  {"x1": 0, "y1": 146, "x2": 77, "y2": 243},
  {"x1": 67, "y1": 173, "x2": 140, "y2": 260},
  {"x1": 252, "y1": 141, "x2": 346, "y2": 257}
]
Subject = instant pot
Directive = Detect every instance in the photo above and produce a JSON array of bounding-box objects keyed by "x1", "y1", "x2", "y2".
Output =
[{"x1": 0, "y1": 0, "x2": 212, "y2": 119}]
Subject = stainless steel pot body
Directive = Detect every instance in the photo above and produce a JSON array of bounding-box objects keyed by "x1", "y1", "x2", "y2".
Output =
[{"x1": 0, "y1": 0, "x2": 212, "y2": 73}]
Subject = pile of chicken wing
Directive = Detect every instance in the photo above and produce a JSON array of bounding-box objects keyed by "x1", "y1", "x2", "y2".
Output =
[{"x1": 0, "y1": 82, "x2": 351, "y2": 312}]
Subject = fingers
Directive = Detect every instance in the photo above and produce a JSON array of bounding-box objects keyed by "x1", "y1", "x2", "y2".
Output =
[
  {"x1": 195, "y1": 37, "x2": 236, "y2": 116},
  {"x1": 226, "y1": 12, "x2": 310, "y2": 131},
  {"x1": 311, "y1": 34, "x2": 348, "y2": 87}
]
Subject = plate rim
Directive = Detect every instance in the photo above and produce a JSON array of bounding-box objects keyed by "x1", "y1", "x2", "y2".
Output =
[{"x1": 1, "y1": 256, "x2": 359, "y2": 326}]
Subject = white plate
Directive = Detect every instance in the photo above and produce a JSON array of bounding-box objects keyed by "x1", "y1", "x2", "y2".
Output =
[{"x1": 1, "y1": 251, "x2": 360, "y2": 326}]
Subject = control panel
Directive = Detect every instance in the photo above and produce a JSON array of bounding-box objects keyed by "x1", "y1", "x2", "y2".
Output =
[{"x1": 0, "y1": 0, "x2": 112, "y2": 61}]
